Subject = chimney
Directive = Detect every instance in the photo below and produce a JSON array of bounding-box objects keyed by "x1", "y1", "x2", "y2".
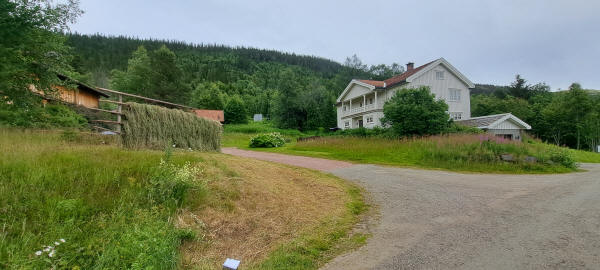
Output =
[{"x1": 406, "y1": 62, "x2": 414, "y2": 71}]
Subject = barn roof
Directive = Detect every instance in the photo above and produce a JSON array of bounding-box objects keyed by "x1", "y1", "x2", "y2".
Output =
[
  {"x1": 57, "y1": 74, "x2": 109, "y2": 98},
  {"x1": 456, "y1": 113, "x2": 531, "y2": 130},
  {"x1": 193, "y1": 109, "x2": 224, "y2": 123}
]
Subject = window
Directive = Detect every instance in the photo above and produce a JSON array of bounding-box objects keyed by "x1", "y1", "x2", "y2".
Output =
[
  {"x1": 449, "y1": 89, "x2": 461, "y2": 101},
  {"x1": 449, "y1": 112, "x2": 462, "y2": 120},
  {"x1": 436, "y1": 71, "x2": 445, "y2": 80},
  {"x1": 343, "y1": 105, "x2": 346, "y2": 111},
  {"x1": 344, "y1": 121, "x2": 350, "y2": 128},
  {"x1": 368, "y1": 98, "x2": 373, "y2": 104},
  {"x1": 366, "y1": 116, "x2": 374, "y2": 123}
]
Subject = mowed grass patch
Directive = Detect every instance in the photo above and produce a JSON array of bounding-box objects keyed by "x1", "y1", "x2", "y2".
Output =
[
  {"x1": 569, "y1": 149, "x2": 600, "y2": 163},
  {"x1": 179, "y1": 154, "x2": 368, "y2": 269}
]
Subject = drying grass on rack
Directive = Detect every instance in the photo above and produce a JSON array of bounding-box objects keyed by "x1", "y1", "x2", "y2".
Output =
[{"x1": 122, "y1": 103, "x2": 222, "y2": 151}]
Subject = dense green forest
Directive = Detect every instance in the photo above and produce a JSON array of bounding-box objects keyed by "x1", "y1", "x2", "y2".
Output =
[
  {"x1": 65, "y1": 33, "x2": 403, "y2": 129},
  {"x1": 471, "y1": 76, "x2": 600, "y2": 151}
]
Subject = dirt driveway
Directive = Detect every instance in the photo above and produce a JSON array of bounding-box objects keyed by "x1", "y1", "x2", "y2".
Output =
[{"x1": 222, "y1": 148, "x2": 600, "y2": 269}]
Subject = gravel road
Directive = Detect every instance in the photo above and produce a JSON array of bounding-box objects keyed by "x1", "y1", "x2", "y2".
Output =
[{"x1": 221, "y1": 148, "x2": 600, "y2": 269}]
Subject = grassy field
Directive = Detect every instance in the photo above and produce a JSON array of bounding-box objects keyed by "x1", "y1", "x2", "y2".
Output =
[
  {"x1": 223, "y1": 122, "x2": 600, "y2": 173},
  {"x1": 0, "y1": 128, "x2": 366, "y2": 269}
]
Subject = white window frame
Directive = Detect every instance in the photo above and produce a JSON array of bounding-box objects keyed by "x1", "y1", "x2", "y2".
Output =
[
  {"x1": 436, "y1": 70, "x2": 445, "y2": 80},
  {"x1": 448, "y1": 88, "x2": 461, "y2": 101},
  {"x1": 449, "y1": 112, "x2": 462, "y2": 120},
  {"x1": 366, "y1": 116, "x2": 373, "y2": 123},
  {"x1": 344, "y1": 121, "x2": 350, "y2": 128}
]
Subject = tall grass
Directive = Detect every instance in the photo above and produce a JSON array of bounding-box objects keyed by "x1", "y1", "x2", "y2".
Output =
[
  {"x1": 287, "y1": 134, "x2": 579, "y2": 173},
  {"x1": 0, "y1": 129, "x2": 203, "y2": 269},
  {"x1": 122, "y1": 103, "x2": 222, "y2": 151}
]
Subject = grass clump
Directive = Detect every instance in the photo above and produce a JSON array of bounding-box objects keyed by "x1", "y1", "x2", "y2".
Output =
[
  {"x1": 0, "y1": 129, "x2": 204, "y2": 269},
  {"x1": 122, "y1": 102, "x2": 222, "y2": 151},
  {"x1": 249, "y1": 132, "x2": 286, "y2": 148}
]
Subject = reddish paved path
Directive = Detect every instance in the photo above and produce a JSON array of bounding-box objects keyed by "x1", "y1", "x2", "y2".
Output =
[{"x1": 221, "y1": 147, "x2": 354, "y2": 172}]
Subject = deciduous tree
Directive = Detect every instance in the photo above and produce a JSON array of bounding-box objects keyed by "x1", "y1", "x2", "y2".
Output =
[{"x1": 382, "y1": 87, "x2": 450, "y2": 136}]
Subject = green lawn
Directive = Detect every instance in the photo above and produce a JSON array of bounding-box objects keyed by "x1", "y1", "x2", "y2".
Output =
[
  {"x1": 223, "y1": 123, "x2": 600, "y2": 173},
  {"x1": 0, "y1": 128, "x2": 366, "y2": 269}
]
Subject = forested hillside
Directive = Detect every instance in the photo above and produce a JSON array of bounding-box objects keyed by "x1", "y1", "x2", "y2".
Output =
[{"x1": 65, "y1": 33, "x2": 402, "y2": 130}]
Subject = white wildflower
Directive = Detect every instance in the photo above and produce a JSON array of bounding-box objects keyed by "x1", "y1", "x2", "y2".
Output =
[
  {"x1": 43, "y1": 247, "x2": 51, "y2": 252},
  {"x1": 35, "y1": 251, "x2": 42, "y2": 256},
  {"x1": 172, "y1": 144, "x2": 176, "y2": 148},
  {"x1": 54, "y1": 241, "x2": 60, "y2": 246},
  {"x1": 60, "y1": 239, "x2": 66, "y2": 243},
  {"x1": 48, "y1": 250, "x2": 55, "y2": 258}
]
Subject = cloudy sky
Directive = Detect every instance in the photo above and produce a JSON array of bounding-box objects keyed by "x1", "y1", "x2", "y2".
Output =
[{"x1": 70, "y1": 0, "x2": 600, "y2": 90}]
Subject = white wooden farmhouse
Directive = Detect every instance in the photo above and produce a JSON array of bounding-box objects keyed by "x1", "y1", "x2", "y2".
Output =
[{"x1": 336, "y1": 58, "x2": 475, "y2": 129}]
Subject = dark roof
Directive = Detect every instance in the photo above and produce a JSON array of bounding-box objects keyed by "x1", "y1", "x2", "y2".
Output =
[
  {"x1": 455, "y1": 113, "x2": 508, "y2": 128},
  {"x1": 57, "y1": 74, "x2": 109, "y2": 98},
  {"x1": 357, "y1": 60, "x2": 435, "y2": 89}
]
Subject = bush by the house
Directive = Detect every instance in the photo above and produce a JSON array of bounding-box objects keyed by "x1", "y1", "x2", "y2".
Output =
[
  {"x1": 249, "y1": 132, "x2": 286, "y2": 148},
  {"x1": 381, "y1": 86, "x2": 450, "y2": 136}
]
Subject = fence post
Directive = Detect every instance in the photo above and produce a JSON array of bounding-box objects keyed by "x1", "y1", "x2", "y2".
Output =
[{"x1": 116, "y1": 94, "x2": 122, "y2": 133}]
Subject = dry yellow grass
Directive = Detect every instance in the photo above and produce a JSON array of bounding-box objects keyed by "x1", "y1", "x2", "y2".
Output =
[{"x1": 178, "y1": 154, "x2": 351, "y2": 269}]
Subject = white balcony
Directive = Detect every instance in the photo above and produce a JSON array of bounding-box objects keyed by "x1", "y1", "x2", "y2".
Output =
[{"x1": 343, "y1": 103, "x2": 379, "y2": 117}]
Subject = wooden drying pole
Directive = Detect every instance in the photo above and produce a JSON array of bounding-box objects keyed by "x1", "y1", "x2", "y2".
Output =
[{"x1": 97, "y1": 87, "x2": 195, "y2": 110}]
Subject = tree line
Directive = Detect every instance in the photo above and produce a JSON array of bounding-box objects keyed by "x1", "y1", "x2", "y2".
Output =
[{"x1": 471, "y1": 76, "x2": 600, "y2": 151}]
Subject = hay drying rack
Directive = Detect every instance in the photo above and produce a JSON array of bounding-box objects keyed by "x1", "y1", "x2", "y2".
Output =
[{"x1": 89, "y1": 87, "x2": 196, "y2": 134}]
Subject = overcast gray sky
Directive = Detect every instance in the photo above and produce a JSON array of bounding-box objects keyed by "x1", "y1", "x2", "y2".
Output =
[{"x1": 70, "y1": 0, "x2": 600, "y2": 90}]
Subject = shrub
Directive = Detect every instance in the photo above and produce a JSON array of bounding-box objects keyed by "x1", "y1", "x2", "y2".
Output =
[
  {"x1": 381, "y1": 87, "x2": 450, "y2": 136},
  {"x1": 122, "y1": 102, "x2": 222, "y2": 150},
  {"x1": 0, "y1": 104, "x2": 87, "y2": 128},
  {"x1": 249, "y1": 132, "x2": 286, "y2": 148},
  {"x1": 549, "y1": 149, "x2": 577, "y2": 169}
]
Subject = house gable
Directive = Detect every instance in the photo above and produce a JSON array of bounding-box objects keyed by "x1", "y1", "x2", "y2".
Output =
[
  {"x1": 336, "y1": 80, "x2": 375, "y2": 103},
  {"x1": 488, "y1": 114, "x2": 531, "y2": 130},
  {"x1": 407, "y1": 58, "x2": 475, "y2": 89}
]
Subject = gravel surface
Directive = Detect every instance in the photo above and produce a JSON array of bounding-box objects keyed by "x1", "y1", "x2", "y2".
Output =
[
  {"x1": 221, "y1": 147, "x2": 353, "y2": 172},
  {"x1": 324, "y1": 163, "x2": 600, "y2": 270},
  {"x1": 221, "y1": 148, "x2": 600, "y2": 269}
]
